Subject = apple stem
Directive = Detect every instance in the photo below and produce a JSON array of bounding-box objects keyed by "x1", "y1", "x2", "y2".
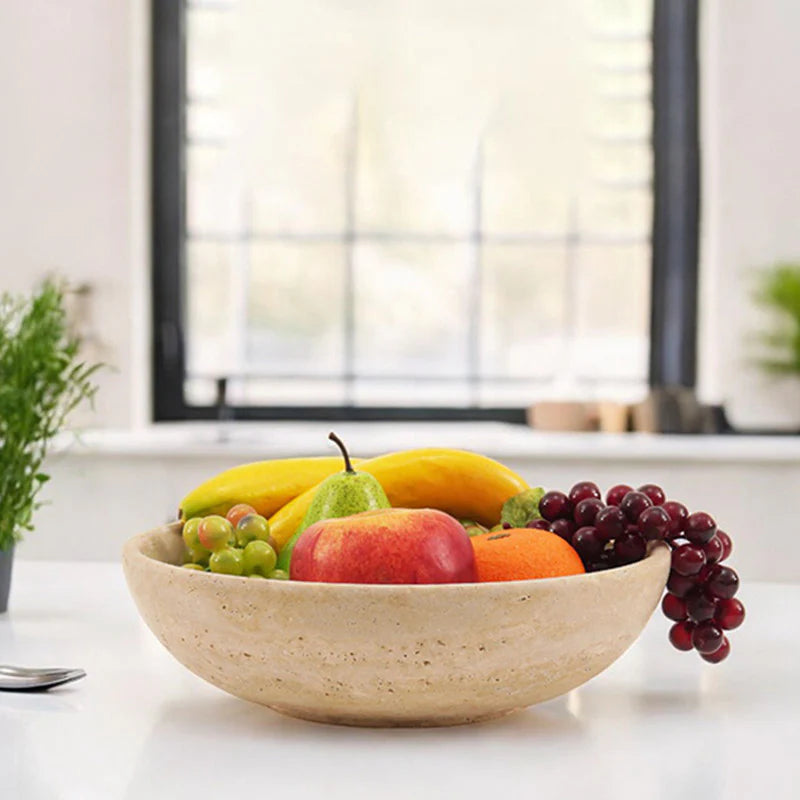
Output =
[{"x1": 328, "y1": 432, "x2": 355, "y2": 473}]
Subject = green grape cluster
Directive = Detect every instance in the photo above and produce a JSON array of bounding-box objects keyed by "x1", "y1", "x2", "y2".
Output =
[{"x1": 181, "y1": 503, "x2": 287, "y2": 580}]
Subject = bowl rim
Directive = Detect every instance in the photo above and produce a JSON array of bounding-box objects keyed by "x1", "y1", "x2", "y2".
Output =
[{"x1": 123, "y1": 523, "x2": 671, "y2": 594}]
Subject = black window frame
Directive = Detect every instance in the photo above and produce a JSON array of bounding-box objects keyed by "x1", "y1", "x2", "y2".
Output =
[{"x1": 152, "y1": 0, "x2": 699, "y2": 423}]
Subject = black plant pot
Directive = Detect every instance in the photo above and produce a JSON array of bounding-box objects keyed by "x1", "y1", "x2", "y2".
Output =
[{"x1": 0, "y1": 546, "x2": 14, "y2": 614}]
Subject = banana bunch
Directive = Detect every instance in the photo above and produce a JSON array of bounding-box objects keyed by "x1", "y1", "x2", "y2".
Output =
[{"x1": 179, "y1": 449, "x2": 529, "y2": 551}]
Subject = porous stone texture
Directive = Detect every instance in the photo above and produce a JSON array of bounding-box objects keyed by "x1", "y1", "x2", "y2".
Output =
[{"x1": 123, "y1": 524, "x2": 669, "y2": 727}]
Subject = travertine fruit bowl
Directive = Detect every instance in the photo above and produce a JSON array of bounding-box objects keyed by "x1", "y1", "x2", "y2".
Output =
[{"x1": 123, "y1": 523, "x2": 670, "y2": 727}]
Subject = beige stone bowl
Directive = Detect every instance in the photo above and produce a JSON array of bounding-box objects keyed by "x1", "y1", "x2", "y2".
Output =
[{"x1": 123, "y1": 523, "x2": 670, "y2": 728}]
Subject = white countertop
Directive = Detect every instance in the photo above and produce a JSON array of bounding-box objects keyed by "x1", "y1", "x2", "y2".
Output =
[
  {"x1": 53, "y1": 421, "x2": 800, "y2": 462},
  {"x1": 1, "y1": 562, "x2": 797, "y2": 799}
]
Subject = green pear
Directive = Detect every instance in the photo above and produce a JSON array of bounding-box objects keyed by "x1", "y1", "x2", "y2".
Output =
[{"x1": 275, "y1": 432, "x2": 390, "y2": 571}]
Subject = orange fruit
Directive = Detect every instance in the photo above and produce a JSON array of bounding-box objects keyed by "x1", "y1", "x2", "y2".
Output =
[{"x1": 471, "y1": 528, "x2": 585, "y2": 582}]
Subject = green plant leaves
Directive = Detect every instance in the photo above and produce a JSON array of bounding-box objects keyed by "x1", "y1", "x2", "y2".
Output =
[
  {"x1": 755, "y1": 263, "x2": 800, "y2": 318},
  {"x1": 752, "y1": 263, "x2": 800, "y2": 376},
  {"x1": 500, "y1": 487, "x2": 546, "y2": 528},
  {"x1": 0, "y1": 280, "x2": 100, "y2": 549}
]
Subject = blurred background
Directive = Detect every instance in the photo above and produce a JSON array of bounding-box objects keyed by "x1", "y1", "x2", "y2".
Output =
[{"x1": 0, "y1": 0, "x2": 798, "y2": 576}]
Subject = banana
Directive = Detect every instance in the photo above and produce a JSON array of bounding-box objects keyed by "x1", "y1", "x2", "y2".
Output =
[
  {"x1": 268, "y1": 448, "x2": 529, "y2": 550},
  {"x1": 179, "y1": 457, "x2": 361, "y2": 521}
]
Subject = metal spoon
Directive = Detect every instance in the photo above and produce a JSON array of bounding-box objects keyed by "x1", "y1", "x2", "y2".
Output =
[{"x1": 0, "y1": 665, "x2": 86, "y2": 691}]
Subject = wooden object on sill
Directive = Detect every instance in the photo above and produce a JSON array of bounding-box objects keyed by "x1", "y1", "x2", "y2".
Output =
[
  {"x1": 526, "y1": 402, "x2": 598, "y2": 432},
  {"x1": 597, "y1": 403, "x2": 632, "y2": 433},
  {"x1": 632, "y1": 396, "x2": 657, "y2": 433}
]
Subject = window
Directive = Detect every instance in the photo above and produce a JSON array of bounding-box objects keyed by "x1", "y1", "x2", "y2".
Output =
[{"x1": 153, "y1": 0, "x2": 698, "y2": 421}]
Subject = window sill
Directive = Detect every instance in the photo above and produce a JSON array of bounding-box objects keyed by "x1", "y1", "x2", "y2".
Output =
[{"x1": 53, "y1": 422, "x2": 800, "y2": 463}]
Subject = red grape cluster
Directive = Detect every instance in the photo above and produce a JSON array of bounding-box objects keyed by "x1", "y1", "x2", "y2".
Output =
[{"x1": 534, "y1": 481, "x2": 744, "y2": 663}]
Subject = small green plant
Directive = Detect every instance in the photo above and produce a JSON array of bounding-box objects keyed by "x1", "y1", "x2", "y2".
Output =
[
  {"x1": 753, "y1": 263, "x2": 800, "y2": 376},
  {"x1": 0, "y1": 280, "x2": 100, "y2": 551}
]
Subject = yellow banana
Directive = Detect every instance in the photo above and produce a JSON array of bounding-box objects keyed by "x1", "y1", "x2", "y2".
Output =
[
  {"x1": 268, "y1": 448, "x2": 529, "y2": 549},
  {"x1": 179, "y1": 456, "x2": 361, "y2": 520}
]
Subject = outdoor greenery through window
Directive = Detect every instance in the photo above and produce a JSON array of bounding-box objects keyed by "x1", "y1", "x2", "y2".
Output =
[{"x1": 183, "y1": 0, "x2": 653, "y2": 410}]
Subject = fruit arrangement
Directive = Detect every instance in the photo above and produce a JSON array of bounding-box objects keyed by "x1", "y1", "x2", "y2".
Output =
[{"x1": 178, "y1": 435, "x2": 744, "y2": 666}]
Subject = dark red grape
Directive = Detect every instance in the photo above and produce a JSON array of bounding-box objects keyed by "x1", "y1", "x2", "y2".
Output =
[
  {"x1": 549, "y1": 518, "x2": 575, "y2": 542},
  {"x1": 692, "y1": 621, "x2": 724, "y2": 654},
  {"x1": 671, "y1": 543, "x2": 706, "y2": 576},
  {"x1": 605, "y1": 484, "x2": 633, "y2": 506},
  {"x1": 502, "y1": 521, "x2": 512, "y2": 529},
  {"x1": 595, "y1": 505, "x2": 626, "y2": 541},
  {"x1": 667, "y1": 570, "x2": 696, "y2": 597},
  {"x1": 669, "y1": 621, "x2": 695, "y2": 651},
  {"x1": 568, "y1": 482, "x2": 602, "y2": 506},
  {"x1": 638, "y1": 483, "x2": 666, "y2": 506},
  {"x1": 716, "y1": 530, "x2": 732, "y2": 561},
  {"x1": 625, "y1": 523, "x2": 641, "y2": 536},
  {"x1": 661, "y1": 593, "x2": 687, "y2": 621},
  {"x1": 539, "y1": 490, "x2": 571, "y2": 522},
  {"x1": 703, "y1": 535, "x2": 724, "y2": 564},
  {"x1": 620, "y1": 491, "x2": 653, "y2": 522},
  {"x1": 715, "y1": 598, "x2": 745, "y2": 630},
  {"x1": 661, "y1": 501, "x2": 689, "y2": 539},
  {"x1": 696, "y1": 564, "x2": 713, "y2": 584},
  {"x1": 700, "y1": 636, "x2": 730, "y2": 663},
  {"x1": 670, "y1": 537, "x2": 690, "y2": 549},
  {"x1": 686, "y1": 588, "x2": 717, "y2": 622},
  {"x1": 685, "y1": 511, "x2": 717, "y2": 545},
  {"x1": 587, "y1": 553, "x2": 613, "y2": 572},
  {"x1": 572, "y1": 526, "x2": 604, "y2": 561},
  {"x1": 573, "y1": 498, "x2": 604, "y2": 527},
  {"x1": 706, "y1": 565, "x2": 739, "y2": 599},
  {"x1": 637, "y1": 506, "x2": 671, "y2": 540},
  {"x1": 614, "y1": 531, "x2": 646, "y2": 565},
  {"x1": 526, "y1": 519, "x2": 551, "y2": 530}
]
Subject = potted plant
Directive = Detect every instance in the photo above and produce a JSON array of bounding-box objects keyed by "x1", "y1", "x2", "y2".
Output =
[
  {"x1": 751, "y1": 262, "x2": 800, "y2": 431},
  {"x1": 0, "y1": 280, "x2": 99, "y2": 612}
]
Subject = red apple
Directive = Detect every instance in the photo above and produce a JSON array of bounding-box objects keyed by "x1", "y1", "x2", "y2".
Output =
[{"x1": 290, "y1": 508, "x2": 477, "y2": 584}]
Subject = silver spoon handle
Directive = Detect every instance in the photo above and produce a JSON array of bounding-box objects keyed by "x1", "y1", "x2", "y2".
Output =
[
  {"x1": 0, "y1": 665, "x2": 81, "y2": 678},
  {"x1": 0, "y1": 667, "x2": 86, "y2": 691}
]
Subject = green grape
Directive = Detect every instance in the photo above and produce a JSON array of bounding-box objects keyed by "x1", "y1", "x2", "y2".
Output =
[
  {"x1": 267, "y1": 569, "x2": 290, "y2": 581},
  {"x1": 226, "y1": 503, "x2": 256, "y2": 528},
  {"x1": 198, "y1": 515, "x2": 235, "y2": 552},
  {"x1": 460, "y1": 519, "x2": 487, "y2": 537},
  {"x1": 188, "y1": 546, "x2": 210, "y2": 567},
  {"x1": 182, "y1": 563, "x2": 205, "y2": 571},
  {"x1": 182, "y1": 518, "x2": 205, "y2": 552},
  {"x1": 236, "y1": 514, "x2": 271, "y2": 547},
  {"x1": 248, "y1": 573, "x2": 267, "y2": 579},
  {"x1": 242, "y1": 540, "x2": 277, "y2": 577},
  {"x1": 209, "y1": 547, "x2": 245, "y2": 576}
]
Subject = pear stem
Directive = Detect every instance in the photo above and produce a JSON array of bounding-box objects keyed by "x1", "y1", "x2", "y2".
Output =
[{"x1": 328, "y1": 432, "x2": 355, "y2": 473}]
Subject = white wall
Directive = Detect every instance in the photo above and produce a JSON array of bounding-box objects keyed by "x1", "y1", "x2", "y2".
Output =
[
  {"x1": 699, "y1": 0, "x2": 800, "y2": 427},
  {"x1": 0, "y1": 0, "x2": 149, "y2": 428}
]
